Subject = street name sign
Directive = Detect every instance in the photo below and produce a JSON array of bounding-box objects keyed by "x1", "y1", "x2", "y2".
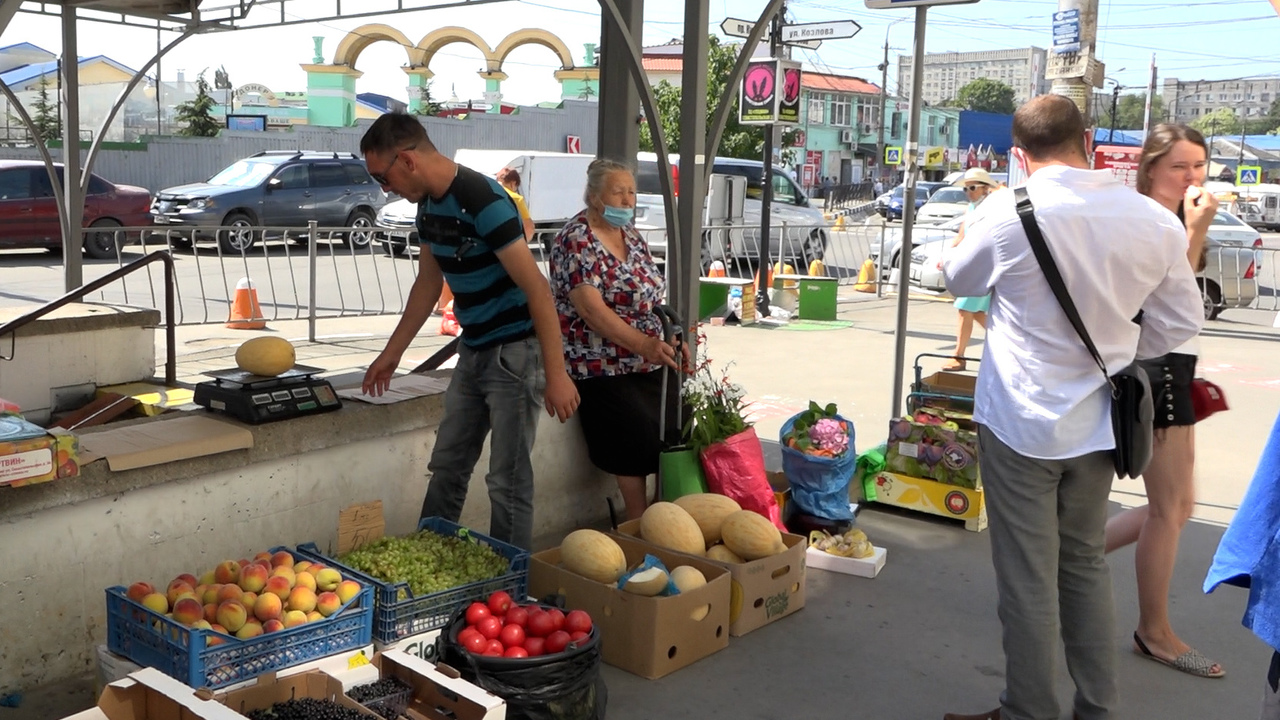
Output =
[
  {"x1": 1238, "y1": 166, "x2": 1262, "y2": 185},
  {"x1": 781, "y1": 20, "x2": 861, "y2": 44},
  {"x1": 865, "y1": 0, "x2": 980, "y2": 8},
  {"x1": 720, "y1": 17, "x2": 822, "y2": 49}
]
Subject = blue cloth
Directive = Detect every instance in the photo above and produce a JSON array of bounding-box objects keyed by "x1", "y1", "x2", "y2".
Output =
[
  {"x1": 417, "y1": 165, "x2": 532, "y2": 350},
  {"x1": 1205, "y1": 409, "x2": 1280, "y2": 651},
  {"x1": 954, "y1": 295, "x2": 991, "y2": 313}
]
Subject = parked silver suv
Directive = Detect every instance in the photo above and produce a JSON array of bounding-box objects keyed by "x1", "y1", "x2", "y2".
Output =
[{"x1": 151, "y1": 151, "x2": 388, "y2": 253}]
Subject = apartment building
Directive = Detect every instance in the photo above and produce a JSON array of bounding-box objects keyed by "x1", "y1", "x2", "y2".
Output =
[
  {"x1": 898, "y1": 47, "x2": 1048, "y2": 106},
  {"x1": 1162, "y1": 77, "x2": 1280, "y2": 124}
]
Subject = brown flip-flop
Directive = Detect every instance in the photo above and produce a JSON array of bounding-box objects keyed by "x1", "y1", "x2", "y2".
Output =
[{"x1": 941, "y1": 357, "x2": 966, "y2": 371}]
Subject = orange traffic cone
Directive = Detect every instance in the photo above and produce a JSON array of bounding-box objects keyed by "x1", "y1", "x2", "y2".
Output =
[
  {"x1": 226, "y1": 277, "x2": 266, "y2": 329},
  {"x1": 707, "y1": 261, "x2": 727, "y2": 278}
]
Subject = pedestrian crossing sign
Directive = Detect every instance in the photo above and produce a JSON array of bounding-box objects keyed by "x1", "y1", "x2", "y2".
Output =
[
  {"x1": 1238, "y1": 166, "x2": 1262, "y2": 185},
  {"x1": 886, "y1": 146, "x2": 902, "y2": 165}
]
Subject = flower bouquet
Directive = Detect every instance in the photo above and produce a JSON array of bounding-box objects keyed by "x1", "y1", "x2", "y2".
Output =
[
  {"x1": 684, "y1": 364, "x2": 785, "y2": 531},
  {"x1": 780, "y1": 402, "x2": 857, "y2": 522}
]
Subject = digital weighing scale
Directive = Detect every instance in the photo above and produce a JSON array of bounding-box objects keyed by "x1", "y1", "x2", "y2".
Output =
[{"x1": 192, "y1": 364, "x2": 342, "y2": 424}]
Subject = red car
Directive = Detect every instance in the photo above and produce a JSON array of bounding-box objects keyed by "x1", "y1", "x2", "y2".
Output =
[{"x1": 0, "y1": 160, "x2": 152, "y2": 259}]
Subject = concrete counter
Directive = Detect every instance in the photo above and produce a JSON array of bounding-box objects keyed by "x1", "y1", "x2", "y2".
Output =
[{"x1": 0, "y1": 376, "x2": 611, "y2": 694}]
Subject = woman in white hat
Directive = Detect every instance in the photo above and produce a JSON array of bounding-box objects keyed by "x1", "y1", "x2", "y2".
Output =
[{"x1": 942, "y1": 168, "x2": 1000, "y2": 371}]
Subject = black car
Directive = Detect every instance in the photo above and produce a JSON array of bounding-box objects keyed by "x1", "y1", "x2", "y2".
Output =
[{"x1": 151, "y1": 151, "x2": 388, "y2": 253}]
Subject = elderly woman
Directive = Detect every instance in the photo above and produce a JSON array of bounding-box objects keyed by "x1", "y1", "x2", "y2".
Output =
[{"x1": 550, "y1": 158, "x2": 682, "y2": 521}]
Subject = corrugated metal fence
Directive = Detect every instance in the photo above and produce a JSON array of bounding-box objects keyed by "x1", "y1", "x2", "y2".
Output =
[{"x1": 0, "y1": 101, "x2": 600, "y2": 192}]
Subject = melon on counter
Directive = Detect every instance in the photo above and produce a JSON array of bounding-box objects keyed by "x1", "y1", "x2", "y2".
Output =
[
  {"x1": 639, "y1": 502, "x2": 706, "y2": 556},
  {"x1": 720, "y1": 510, "x2": 786, "y2": 560},
  {"x1": 235, "y1": 337, "x2": 296, "y2": 377},
  {"x1": 560, "y1": 530, "x2": 627, "y2": 584},
  {"x1": 673, "y1": 493, "x2": 742, "y2": 547}
]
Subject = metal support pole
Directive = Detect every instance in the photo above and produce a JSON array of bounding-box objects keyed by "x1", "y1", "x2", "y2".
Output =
[
  {"x1": 308, "y1": 220, "x2": 318, "y2": 342},
  {"x1": 876, "y1": 36, "x2": 889, "y2": 184},
  {"x1": 757, "y1": 5, "x2": 784, "y2": 318},
  {"x1": 596, "y1": 0, "x2": 642, "y2": 163},
  {"x1": 1109, "y1": 84, "x2": 1120, "y2": 143},
  {"x1": 674, "y1": 0, "x2": 710, "y2": 331},
  {"x1": 890, "y1": 6, "x2": 928, "y2": 417},
  {"x1": 61, "y1": 8, "x2": 84, "y2": 292}
]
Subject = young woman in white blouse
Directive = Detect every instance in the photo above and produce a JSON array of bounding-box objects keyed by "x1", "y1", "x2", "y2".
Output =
[{"x1": 1104, "y1": 123, "x2": 1224, "y2": 679}]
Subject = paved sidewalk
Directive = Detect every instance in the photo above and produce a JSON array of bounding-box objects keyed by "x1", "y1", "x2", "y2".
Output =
[{"x1": 11, "y1": 286, "x2": 1279, "y2": 719}]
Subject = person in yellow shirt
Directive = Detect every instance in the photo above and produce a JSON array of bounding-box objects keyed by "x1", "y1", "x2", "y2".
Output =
[{"x1": 497, "y1": 168, "x2": 536, "y2": 241}]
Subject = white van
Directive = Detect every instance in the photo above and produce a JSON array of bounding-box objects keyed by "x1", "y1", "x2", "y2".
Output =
[
  {"x1": 1237, "y1": 184, "x2": 1280, "y2": 231},
  {"x1": 374, "y1": 149, "x2": 594, "y2": 254},
  {"x1": 634, "y1": 152, "x2": 830, "y2": 270}
]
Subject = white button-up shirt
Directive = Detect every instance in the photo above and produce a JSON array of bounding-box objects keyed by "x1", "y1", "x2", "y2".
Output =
[{"x1": 943, "y1": 165, "x2": 1203, "y2": 460}]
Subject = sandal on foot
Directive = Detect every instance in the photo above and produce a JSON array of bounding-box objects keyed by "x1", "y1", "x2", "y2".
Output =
[
  {"x1": 1133, "y1": 632, "x2": 1225, "y2": 678},
  {"x1": 941, "y1": 357, "x2": 966, "y2": 371}
]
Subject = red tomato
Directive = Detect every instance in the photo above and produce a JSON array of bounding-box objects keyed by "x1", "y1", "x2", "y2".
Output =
[
  {"x1": 545, "y1": 630, "x2": 571, "y2": 654},
  {"x1": 477, "y1": 616, "x2": 503, "y2": 641},
  {"x1": 504, "y1": 607, "x2": 529, "y2": 628},
  {"x1": 564, "y1": 610, "x2": 593, "y2": 635},
  {"x1": 499, "y1": 624, "x2": 525, "y2": 648},
  {"x1": 487, "y1": 591, "x2": 513, "y2": 616},
  {"x1": 458, "y1": 627, "x2": 481, "y2": 645},
  {"x1": 465, "y1": 602, "x2": 491, "y2": 626},
  {"x1": 462, "y1": 631, "x2": 487, "y2": 654},
  {"x1": 569, "y1": 630, "x2": 589, "y2": 644},
  {"x1": 526, "y1": 610, "x2": 555, "y2": 638},
  {"x1": 482, "y1": 649, "x2": 503, "y2": 657},
  {"x1": 503, "y1": 646, "x2": 529, "y2": 658},
  {"x1": 523, "y1": 636, "x2": 545, "y2": 657},
  {"x1": 547, "y1": 608, "x2": 566, "y2": 632},
  {"x1": 485, "y1": 639, "x2": 505, "y2": 655}
]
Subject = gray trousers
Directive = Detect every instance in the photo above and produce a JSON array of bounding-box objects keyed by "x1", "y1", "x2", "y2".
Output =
[
  {"x1": 978, "y1": 425, "x2": 1118, "y2": 720},
  {"x1": 421, "y1": 336, "x2": 545, "y2": 550}
]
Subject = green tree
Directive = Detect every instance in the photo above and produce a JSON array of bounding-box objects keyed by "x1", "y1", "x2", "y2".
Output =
[
  {"x1": 639, "y1": 36, "x2": 764, "y2": 161},
  {"x1": 954, "y1": 78, "x2": 1016, "y2": 115},
  {"x1": 1258, "y1": 97, "x2": 1280, "y2": 135},
  {"x1": 1113, "y1": 93, "x2": 1164, "y2": 130},
  {"x1": 413, "y1": 80, "x2": 443, "y2": 116},
  {"x1": 30, "y1": 75, "x2": 60, "y2": 143},
  {"x1": 175, "y1": 70, "x2": 221, "y2": 137},
  {"x1": 1191, "y1": 107, "x2": 1240, "y2": 137}
]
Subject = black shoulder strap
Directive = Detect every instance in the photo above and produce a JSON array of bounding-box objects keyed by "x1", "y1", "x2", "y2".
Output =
[{"x1": 1013, "y1": 186, "x2": 1109, "y2": 381}]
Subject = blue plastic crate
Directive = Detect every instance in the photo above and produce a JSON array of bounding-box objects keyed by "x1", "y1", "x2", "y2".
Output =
[
  {"x1": 295, "y1": 517, "x2": 529, "y2": 645},
  {"x1": 105, "y1": 547, "x2": 373, "y2": 689}
]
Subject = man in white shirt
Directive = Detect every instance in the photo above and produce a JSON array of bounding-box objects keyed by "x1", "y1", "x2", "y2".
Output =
[{"x1": 941, "y1": 95, "x2": 1203, "y2": 720}]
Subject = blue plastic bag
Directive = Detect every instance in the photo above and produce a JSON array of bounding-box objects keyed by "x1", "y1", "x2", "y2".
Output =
[
  {"x1": 780, "y1": 413, "x2": 857, "y2": 521},
  {"x1": 616, "y1": 554, "x2": 680, "y2": 596}
]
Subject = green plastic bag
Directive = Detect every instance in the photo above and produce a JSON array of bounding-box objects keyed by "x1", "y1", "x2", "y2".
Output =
[{"x1": 659, "y1": 446, "x2": 708, "y2": 502}]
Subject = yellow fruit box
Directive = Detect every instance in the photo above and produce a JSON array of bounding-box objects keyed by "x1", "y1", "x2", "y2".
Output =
[
  {"x1": 613, "y1": 518, "x2": 807, "y2": 638},
  {"x1": 0, "y1": 427, "x2": 79, "y2": 488},
  {"x1": 866, "y1": 471, "x2": 988, "y2": 532}
]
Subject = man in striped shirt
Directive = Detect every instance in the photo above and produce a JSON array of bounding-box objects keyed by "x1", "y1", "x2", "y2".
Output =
[{"x1": 359, "y1": 114, "x2": 579, "y2": 550}]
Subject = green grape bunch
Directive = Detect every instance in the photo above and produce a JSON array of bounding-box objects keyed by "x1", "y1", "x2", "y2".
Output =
[{"x1": 338, "y1": 530, "x2": 510, "y2": 599}]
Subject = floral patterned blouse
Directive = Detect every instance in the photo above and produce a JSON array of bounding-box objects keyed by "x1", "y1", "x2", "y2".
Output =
[{"x1": 550, "y1": 211, "x2": 666, "y2": 379}]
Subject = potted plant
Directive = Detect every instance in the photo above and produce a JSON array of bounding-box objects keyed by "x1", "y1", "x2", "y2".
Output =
[
  {"x1": 683, "y1": 363, "x2": 784, "y2": 530},
  {"x1": 780, "y1": 402, "x2": 857, "y2": 522}
]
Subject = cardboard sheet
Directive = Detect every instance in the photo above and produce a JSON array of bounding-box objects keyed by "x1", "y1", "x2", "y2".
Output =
[
  {"x1": 79, "y1": 415, "x2": 254, "y2": 471},
  {"x1": 337, "y1": 374, "x2": 450, "y2": 405}
]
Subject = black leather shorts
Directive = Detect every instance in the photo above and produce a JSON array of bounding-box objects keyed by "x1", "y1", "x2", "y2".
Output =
[{"x1": 1138, "y1": 352, "x2": 1197, "y2": 429}]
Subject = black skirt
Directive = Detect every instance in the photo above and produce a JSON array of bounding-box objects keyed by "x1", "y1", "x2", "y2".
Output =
[
  {"x1": 574, "y1": 369, "x2": 682, "y2": 477},
  {"x1": 1139, "y1": 352, "x2": 1197, "y2": 429}
]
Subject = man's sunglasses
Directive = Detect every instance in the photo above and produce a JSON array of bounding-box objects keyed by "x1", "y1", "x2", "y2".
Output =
[
  {"x1": 964, "y1": 184, "x2": 985, "y2": 191},
  {"x1": 369, "y1": 144, "x2": 417, "y2": 185}
]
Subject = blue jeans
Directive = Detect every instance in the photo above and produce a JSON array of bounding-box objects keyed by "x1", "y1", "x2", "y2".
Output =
[{"x1": 421, "y1": 336, "x2": 545, "y2": 550}]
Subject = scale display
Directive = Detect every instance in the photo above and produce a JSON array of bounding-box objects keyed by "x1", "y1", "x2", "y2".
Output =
[{"x1": 193, "y1": 364, "x2": 342, "y2": 424}]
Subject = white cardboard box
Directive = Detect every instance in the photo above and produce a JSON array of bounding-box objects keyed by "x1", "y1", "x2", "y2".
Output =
[
  {"x1": 374, "y1": 627, "x2": 444, "y2": 663},
  {"x1": 805, "y1": 545, "x2": 887, "y2": 578}
]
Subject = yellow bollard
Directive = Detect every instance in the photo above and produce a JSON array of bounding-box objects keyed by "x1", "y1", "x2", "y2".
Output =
[
  {"x1": 808, "y1": 258, "x2": 826, "y2": 277},
  {"x1": 854, "y1": 259, "x2": 877, "y2": 293}
]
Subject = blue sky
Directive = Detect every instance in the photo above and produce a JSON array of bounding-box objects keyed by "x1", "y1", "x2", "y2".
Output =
[{"x1": 3, "y1": 0, "x2": 1277, "y2": 105}]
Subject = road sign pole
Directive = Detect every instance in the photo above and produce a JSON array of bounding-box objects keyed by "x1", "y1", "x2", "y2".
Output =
[
  {"x1": 890, "y1": 4, "x2": 928, "y2": 417},
  {"x1": 757, "y1": 4, "x2": 784, "y2": 318}
]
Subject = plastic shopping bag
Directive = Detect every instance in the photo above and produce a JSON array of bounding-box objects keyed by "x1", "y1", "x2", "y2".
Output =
[
  {"x1": 780, "y1": 413, "x2": 857, "y2": 521},
  {"x1": 699, "y1": 427, "x2": 786, "y2": 531}
]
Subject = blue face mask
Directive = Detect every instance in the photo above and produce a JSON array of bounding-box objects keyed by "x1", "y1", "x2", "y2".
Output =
[{"x1": 602, "y1": 205, "x2": 634, "y2": 228}]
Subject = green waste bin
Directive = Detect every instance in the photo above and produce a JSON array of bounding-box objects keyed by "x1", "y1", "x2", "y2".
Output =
[
  {"x1": 698, "y1": 277, "x2": 755, "y2": 323},
  {"x1": 797, "y1": 276, "x2": 838, "y2": 320}
]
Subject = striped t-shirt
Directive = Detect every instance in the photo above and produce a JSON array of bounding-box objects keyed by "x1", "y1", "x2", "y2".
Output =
[{"x1": 416, "y1": 165, "x2": 533, "y2": 349}]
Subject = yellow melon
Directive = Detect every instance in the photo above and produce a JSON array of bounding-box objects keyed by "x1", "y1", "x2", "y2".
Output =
[
  {"x1": 673, "y1": 493, "x2": 742, "y2": 547},
  {"x1": 639, "y1": 502, "x2": 705, "y2": 556},
  {"x1": 622, "y1": 566, "x2": 669, "y2": 596},
  {"x1": 706, "y1": 544, "x2": 745, "y2": 564},
  {"x1": 235, "y1": 337, "x2": 296, "y2": 377},
  {"x1": 560, "y1": 530, "x2": 627, "y2": 584},
  {"x1": 720, "y1": 510, "x2": 786, "y2": 560},
  {"x1": 670, "y1": 566, "x2": 707, "y2": 593}
]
